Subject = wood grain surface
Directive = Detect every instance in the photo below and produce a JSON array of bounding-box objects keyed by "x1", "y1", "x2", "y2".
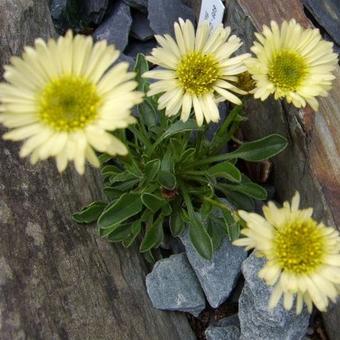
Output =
[
  {"x1": 0, "y1": 1, "x2": 195, "y2": 339},
  {"x1": 225, "y1": 0, "x2": 340, "y2": 338}
]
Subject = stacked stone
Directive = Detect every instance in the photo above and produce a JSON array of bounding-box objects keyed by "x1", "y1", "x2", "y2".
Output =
[{"x1": 50, "y1": 0, "x2": 195, "y2": 68}]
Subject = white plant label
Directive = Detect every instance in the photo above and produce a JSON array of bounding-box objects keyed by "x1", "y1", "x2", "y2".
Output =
[{"x1": 198, "y1": 0, "x2": 225, "y2": 29}]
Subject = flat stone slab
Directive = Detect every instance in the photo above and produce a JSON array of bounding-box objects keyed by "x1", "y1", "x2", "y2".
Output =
[
  {"x1": 206, "y1": 325, "x2": 240, "y2": 340},
  {"x1": 148, "y1": 0, "x2": 195, "y2": 35},
  {"x1": 93, "y1": 2, "x2": 132, "y2": 51},
  {"x1": 83, "y1": 0, "x2": 108, "y2": 25},
  {"x1": 123, "y1": 0, "x2": 148, "y2": 12},
  {"x1": 125, "y1": 39, "x2": 156, "y2": 58},
  {"x1": 50, "y1": 0, "x2": 81, "y2": 33},
  {"x1": 181, "y1": 231, "x2": 247, "y2": 308},
  {"x1": 303, "y1": 0, "x2": 340, "y2": 46},
  {"x1": 51, "y1": 0, "x2": 109, "y2": 33},
  {"x1": 130, "y1": 10, "x2": 154, "y2": 41},
  {"x1": 213, "y1": 314, "x2": 240, "y2": 328},
  {"x1": 146, "y1": 253, "x2": 206, "y2": 317},
  {"x1": 239, "y1": 253, "x2": 310, "y2": 340}
]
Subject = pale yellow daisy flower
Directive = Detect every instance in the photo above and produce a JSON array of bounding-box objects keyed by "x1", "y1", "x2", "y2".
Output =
[
  {"x1": 0, "y1": 31, "x2": 143, "y2": 174},
  {"x1": 234, "y1": 192, "x2": 340, "y2": 314},
  {"x1": 246, "y1": 19, "x2": 338, "y2": 110},
  {"x1": 142, "y1": 19, "x2": 250, "y2": 126}
]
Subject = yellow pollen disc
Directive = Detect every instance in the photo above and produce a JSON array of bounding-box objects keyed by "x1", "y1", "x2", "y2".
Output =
[
  {"x1": 176, "y1": 52, "x2": 220, "y2": 95},
  {"x1": 268, "y1": 50, "x2": 308, "y2": 93},
  {"x1": 38, "y1": 75, "x2": 101, "y2": 132},
  {"x1": 273, "y1": 217, "x2": 326, "y2": 274}
]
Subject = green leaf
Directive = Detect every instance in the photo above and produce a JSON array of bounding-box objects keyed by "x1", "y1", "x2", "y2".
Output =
[
  {"x1": 170, "y1": 208, "x2": 185, "y2": 237},
  {"x1": 140, "y1": 209, "x2": 153, "y2": 222},
  {"x1": 199, "y1": 200, "x2": 213, "y2": 218},
  {"x1": 98, "y1": 193, "x2": 143, "y2": 229},
  {"x1": 207, "y1": 161, "x2": 241, "y2": 183},
  {"x1": 144, "y1": 159, "x2": 161, "y2": 182},
  {"x1": 101, "y1": 165, "x2": 120, "y2": 179},
  {"x1": 150, "y1": 120, "x2": 200, "y2": 154},
  {"x1": 158, "y1": 170, "x2": 176, "y2": 190},
  {"x1": 222, "y1": 190, "x2": 255, "y2": 211},
  {"x1": 98, "y1": 153, "x2": 112, "y2": 165},
  {"x1": 110, "y1": 172, "x2": 136, "y2": 184},
  {"x1": 180, "y1": 148, "x2": 196, "y2": 164},
  {"x1": 109, "y1": 179, "x2": 139, "y2": 191},
  {"x1": 126, "y1": 161, "x2": 143, "y2": 178},
  {"x1": 134, "y1": 53, "x2": 149, "y2": 74},
  {"x1": 103, "y1": 187, "x2": 124, "y2": 201},
  {"x1": 100, "y1": 225, "x2": 117, "y2": 237},
  {"x1": 72, "y1": 201, "x2": 106, "y2": 224},
  {"x1": 140, "y1": 217, "x2": 164, "y2": 252},
  {"x1": 209, "y1": 105, "x2": 244, "y2": 154},
  {"x1": 225, "y1": 181, "x2": 267, "y2": 200},
  {"x1": 161, "y1": 203, "x2": 172, "y2": 216},
  {"x1": 134, "y1": 53, "x2": 149, "y2": 92},
  {"x1": 228, "y1": 134, "x2": 288, "y2": 161},
  {"x1": 221, "y1": 210, "x2": 241, "y2": 241},
  {"x1": 161, "y1": 119, "x2": 199, "y2": 140},
  {"x1": 188, "y1": 214, "x2": 213, "y2": 260},
  {"x1": 141, "y1": 192, "x2": 166, "y2": 212},
  {"x1": 207, "y1": 217, "x2": 225, "y2": 251},
  {"x1": 188, "y1": 183, "x2": 214, "y2": 198},
  {"x1": 123, "y1": 220, "x2": 142, "y2": 248},
  {"x1": 106, "y1": 223, "x2": 133, "y2": 242},
  {"x1": 161, "y1": 147, "x2": 174, "y2": 173},
  {"x1": 139, "y1": 99, "x2": 158, "y2": 127},
  {"x1": 169, "y1": 138, "x2": 186, "y2": 162},
  {"x1": 143, "y1": 250, "x2": 155, "y2": 264}
]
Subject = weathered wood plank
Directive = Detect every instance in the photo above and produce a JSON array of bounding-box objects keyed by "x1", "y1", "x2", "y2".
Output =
[
  {"x1": 227, "y1": 0, "x2": 340, "y2": 230},
  {"x1": 238, "y1": 0, "x2": 310, "y2": 28},
  {"x1": 224, "y1": 0, "x2": 340, "y2": 338},
  {"x1": 0, "y1": 1, "x2": 195, "y2": 339}
]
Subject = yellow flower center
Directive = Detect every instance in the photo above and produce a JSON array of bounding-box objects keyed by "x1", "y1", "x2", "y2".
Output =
[
  {"x1": 38, "y1": 75, "x2": 101, "y2": 132},
  {"x1": 273, "y1": 217, "x2": 326, "y2": 274},
  {"x1": 268, "y1": 50, "x2": 308, "y2": 92},
  {"x1": 176, "y1": 52, "x2": 220, "y2": 95}
]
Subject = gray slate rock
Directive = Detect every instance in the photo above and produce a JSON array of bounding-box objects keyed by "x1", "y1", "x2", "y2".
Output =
[
  {"x1": 83, "y1": 0, "x2": 109, "y2": 25},
  {"x1": 131, "y1": 10, "x2": 154, "y2": 41},
  {"x1": 125, "y1": 39, "x2": 157, "y2": 58},
  {"x1": 50, "y1": 0, "x2": 108, "y2": 33},
  {"x1": 146, "y1": 253, "x2": 206, "y2": 316},
  {"x1": 50, "y1": 0, "x2": 66, "y2": 32},
  {"x1": 93, "y1": 2, "x2": 132, "y2": 51},
  {"x1": 50, "y1": 0, "x2": 82, "y2": 33},
  {"x1": 206, "y1": 325, "x2": 240, "y2": 340},
  {"x1": 180, "y1": 231, "x2": 247, "y2": 308},
  {"x1": 148, "y1": 0, "x2": 195, "y2": 35},
  {"x1": 206, "y1": 313, "x2": 241, "y2": 340},
  {"x1": 322, "y1": 298, "x2": 340, "y2": 340},
  {"x1": 303, "y1": 0, "x2": 340, "y2": 46},
  {"x1": 239, "y1": 253, "x2": 310, "y2": 340},
  {"x1": 213, "y1": 314, "x2": 240, "y2": 328},
  {"x1": 123, "y1": 0, "x2": 148, "y2": 12}
]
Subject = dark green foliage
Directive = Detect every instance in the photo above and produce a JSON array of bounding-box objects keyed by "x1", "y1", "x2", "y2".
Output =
[{"x1": 73, "y1": 54, "x2": 288, "y2": 260}]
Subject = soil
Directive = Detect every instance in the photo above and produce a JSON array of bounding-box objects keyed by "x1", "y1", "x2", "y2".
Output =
[
  {"x1": 187, "y1": 298, "x2": 238, "y2": 340},
  {"x1": 187, "y1": 298, "x2": 329, "y2": 340}
]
